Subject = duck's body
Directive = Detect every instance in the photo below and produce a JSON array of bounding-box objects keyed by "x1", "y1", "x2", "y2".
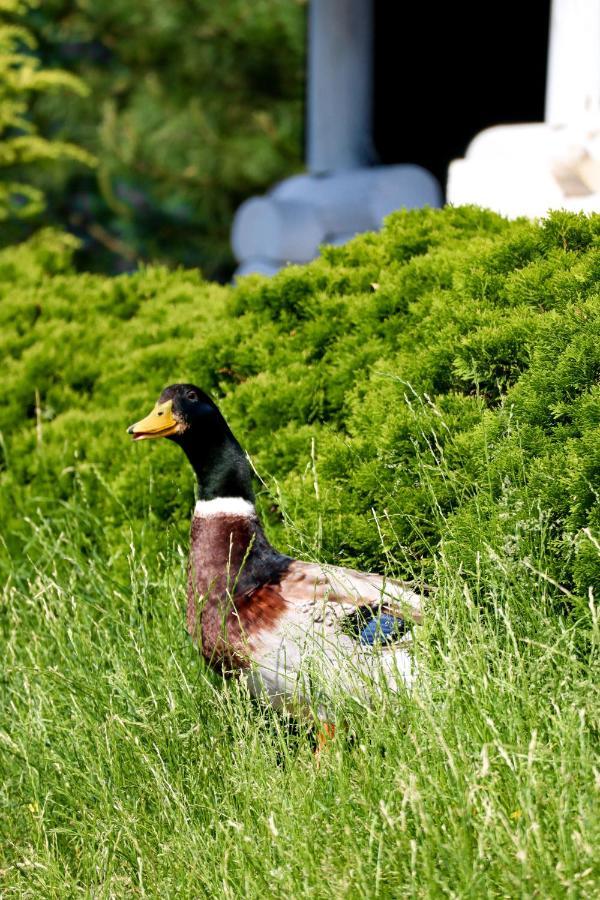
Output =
[
  {"x1": 129, "y1": 384, "x2": 422, "y2": 720},
  {"x1": 187, "y1": 496, "x2": 421, "y2": 716}
]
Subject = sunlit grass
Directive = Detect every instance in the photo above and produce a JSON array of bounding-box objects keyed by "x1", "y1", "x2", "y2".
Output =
[{"x1": 1, "y1": 497, "x2": 598, "y2": 898}]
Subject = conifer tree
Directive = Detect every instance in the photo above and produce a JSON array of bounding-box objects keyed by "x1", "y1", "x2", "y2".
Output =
[
  {"x1": 29, "y1": 0, "x2": 305, "y2": 278},
  {"x1": 0, "y1": 0, "x2": 94, "y2": 222}
]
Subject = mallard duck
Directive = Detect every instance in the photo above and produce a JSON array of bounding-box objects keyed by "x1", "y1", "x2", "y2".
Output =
[{"x1": 128, "y1": 384, "x2": 422, "y2": 728}]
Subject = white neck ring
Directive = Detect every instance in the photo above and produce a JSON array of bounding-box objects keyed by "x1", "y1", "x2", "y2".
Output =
[{"x1": 194, "y1": 497, "x2": 256, "y2": 518}]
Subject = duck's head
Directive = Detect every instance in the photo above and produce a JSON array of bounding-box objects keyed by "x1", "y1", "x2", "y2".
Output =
[
  {"x1": 127, "y1": 383, "x2": 219, "y2": 443},
  {"x1": 128, "y1": 383, "x2": 254, "y2": 502}
]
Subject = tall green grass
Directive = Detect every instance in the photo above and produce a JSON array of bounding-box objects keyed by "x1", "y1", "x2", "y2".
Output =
[
  {"x1": 1, "y1": 209, "x2": 599, "y2": 895},
  {"x1": 1, "y1": 473, "x2": 598, "y2": 897}
]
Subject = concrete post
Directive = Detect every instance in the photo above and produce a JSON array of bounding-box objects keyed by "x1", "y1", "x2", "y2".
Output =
[
  {"x1": 545, "y1": 0, "x2": 600, "y2": 124},
  {"x1": 307, "y1": 0, "x2": 375, "y2": 173},
  {"x1": 231, "y1": 0, "x2": 442, "y2": 276}
]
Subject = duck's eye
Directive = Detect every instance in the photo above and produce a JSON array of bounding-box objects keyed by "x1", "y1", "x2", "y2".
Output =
[{"x1": 186, "y1": 390, "x2": 198, "y2": 402}]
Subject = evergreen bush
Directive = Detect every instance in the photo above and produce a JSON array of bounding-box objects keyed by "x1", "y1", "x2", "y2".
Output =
[
  {"x1": 2, "y1": 206, "x2": 600, "y2": 605},
  {"x1": 2, "y1": 207, "x2": 599, "y2": 895}
]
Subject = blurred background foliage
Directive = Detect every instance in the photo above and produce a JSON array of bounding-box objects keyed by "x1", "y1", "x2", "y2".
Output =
[
  {"x1": 0, "y1": 0, "x2": 94, "y2": 223},
  {"x1": 3, "y1": 0, "x2": 306, "y2": 279}
]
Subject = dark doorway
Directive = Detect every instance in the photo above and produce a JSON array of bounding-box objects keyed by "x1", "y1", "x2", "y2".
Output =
[{"x1": 373, "y1": 1, "x2": 551, "y2": 192}]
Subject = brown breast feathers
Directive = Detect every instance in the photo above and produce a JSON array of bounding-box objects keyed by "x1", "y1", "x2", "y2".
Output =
[{"x1": 186, "y1": 512, "x2": 290, "y2": 672}]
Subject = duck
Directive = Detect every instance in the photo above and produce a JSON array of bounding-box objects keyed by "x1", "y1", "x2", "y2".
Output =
[{"x1": 128, "y1": 383, "x2": 423, "y2": 732}]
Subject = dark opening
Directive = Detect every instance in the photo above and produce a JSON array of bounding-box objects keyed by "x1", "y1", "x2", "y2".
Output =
[{"x1": 373, "y1": 1, "x2": 551, "y2": 192}]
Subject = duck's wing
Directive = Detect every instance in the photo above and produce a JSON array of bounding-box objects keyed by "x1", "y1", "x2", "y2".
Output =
[
  {"x1": 323, "y1": 562, "x2": 422, "y2": 622},
  {"x1": 279, "y1": 560, "x2": 422, "y2": 625},
  {"x1": 273, "y1": 559, "x2": 422, "y2": 651},
  {"x1": 242, "y1": 560, "x2": 422, "y2": 713}
]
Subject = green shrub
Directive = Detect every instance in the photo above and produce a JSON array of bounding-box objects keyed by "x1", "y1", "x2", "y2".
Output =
[
  {"x1": 2, "y1": 207, "x2": 600, "y2": 604},
  {"x1": 2, "y1": 207, "x2": 599, "y2": 895}
]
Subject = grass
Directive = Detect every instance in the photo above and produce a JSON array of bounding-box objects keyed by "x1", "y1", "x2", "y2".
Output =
[
  {"x1": 2, "y1": 207, "x2": 600, "y2": 897},
  {"x1": 1, "y1": 486, "x2": 598, "y2": 898}
]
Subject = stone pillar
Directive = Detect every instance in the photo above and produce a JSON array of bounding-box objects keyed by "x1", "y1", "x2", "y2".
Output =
[
  {"x1": 545, "y1": 0, "x2": 600, "y2": 124},
  {"x1": 231, "y1": 0, "x2": 442, "y2": 276},
  {"x1": 307, "y1": 0, "x2": 375, "y2": 172}
]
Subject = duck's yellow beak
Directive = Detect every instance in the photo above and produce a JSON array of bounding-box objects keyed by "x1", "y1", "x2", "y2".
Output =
[{"x1": 127, "y1": 399, "x2": 178, "y2": 441}]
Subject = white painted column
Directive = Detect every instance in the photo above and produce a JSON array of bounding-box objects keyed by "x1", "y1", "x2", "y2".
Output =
[
  {"x1": 545, "y1": 0, "x2": 600, "y2": 124},
  {"x1": 231, "y1": 0, "x2": 442, "y2": 276},
  {"x1": 307, "y1": 0, "x2": 375, "y2": 173}
]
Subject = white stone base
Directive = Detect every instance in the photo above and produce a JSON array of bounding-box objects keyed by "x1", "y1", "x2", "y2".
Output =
[{"x1": 447, "y1": 121, "x2": 600, "y2": 219}]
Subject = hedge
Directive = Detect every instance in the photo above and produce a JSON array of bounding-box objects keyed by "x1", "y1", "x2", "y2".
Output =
[{"x1": 2, "y1": 206, "x2": 600, "y2": 605}]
